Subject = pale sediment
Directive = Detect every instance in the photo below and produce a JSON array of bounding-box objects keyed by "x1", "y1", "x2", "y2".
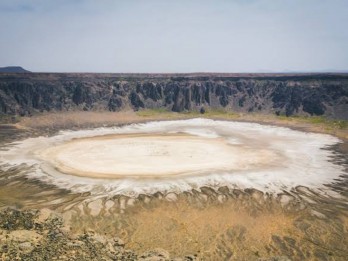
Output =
[
  {"x1": 0, "y1": 118, "x2": 344, "y2": 196},
  {"x1": 37, "y1": 133, "x2": 278, "y2": 178}
]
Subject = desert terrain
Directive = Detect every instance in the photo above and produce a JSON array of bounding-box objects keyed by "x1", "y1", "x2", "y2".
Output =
[{"x1": 0, "y1": 74, "x2": 348, "y2": 260}]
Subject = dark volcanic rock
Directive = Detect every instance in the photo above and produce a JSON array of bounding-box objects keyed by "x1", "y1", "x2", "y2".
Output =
[{"x1": 0, "y1": 73, "x2": 348, "y2": 119}]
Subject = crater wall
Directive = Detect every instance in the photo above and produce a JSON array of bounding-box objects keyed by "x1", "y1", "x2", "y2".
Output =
[{"x1": 0, "y1": 73, "x2": 347, "y2": 119}]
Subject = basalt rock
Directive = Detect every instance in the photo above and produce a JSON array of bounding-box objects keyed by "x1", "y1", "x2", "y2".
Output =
[{"x1": 0, "y1": 73, "x2": 348, "y2": 119}]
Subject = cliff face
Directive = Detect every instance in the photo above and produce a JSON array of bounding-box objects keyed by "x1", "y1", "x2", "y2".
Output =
[{"x1": 0, "y1": 73, "x2": 348, "y2": 119}]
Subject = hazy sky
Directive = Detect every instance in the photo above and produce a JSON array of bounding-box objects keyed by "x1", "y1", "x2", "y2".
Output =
[{"x1": 0, "y1": 0, "x2": 347, "y2": 73}]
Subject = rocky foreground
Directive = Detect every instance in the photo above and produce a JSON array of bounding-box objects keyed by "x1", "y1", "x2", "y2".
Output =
[
  {"x1": 0, "y1": 208, "x2": 298, "y2": 261},
  {"x1": 0, "y1": 208, "x2": 174, "y2": 261}
]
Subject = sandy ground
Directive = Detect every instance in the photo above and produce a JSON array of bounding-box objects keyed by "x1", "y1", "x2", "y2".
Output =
[{"x1": 12, "y1": 110, "x2": 348, "y2": 140}]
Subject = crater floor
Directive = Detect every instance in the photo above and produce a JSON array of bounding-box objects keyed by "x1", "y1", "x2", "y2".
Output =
[
  {"x1": 37, "y1": 133, "x2": 278, "y2": 178},
  {"x1": 0, "y1": 118, "x2": 344, "y2": 195}
]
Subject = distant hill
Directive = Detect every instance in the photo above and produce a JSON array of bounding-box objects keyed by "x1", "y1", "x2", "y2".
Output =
[{"x1": 0, "y1": 66, "x2": 31, "y2": 73}]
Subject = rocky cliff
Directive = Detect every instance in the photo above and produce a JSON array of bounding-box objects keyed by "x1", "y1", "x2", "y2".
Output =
[{"x1": 0, "y1": 73, "x2": 348, "y2": 119}]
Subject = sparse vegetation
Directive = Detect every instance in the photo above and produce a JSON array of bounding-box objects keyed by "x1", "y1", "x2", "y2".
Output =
[
  {"x1": 0, "y1": 114, "x2": 20, "y2": 124},
  {"x1": 17, "y1": 111, "x2": 142, "y2": 130},
  {"x1": 135, "y1": 108, "x2": 172, "y2": 117},
  {"x1": 275, "y1": 114, "x2": 348, "y2": 130},
  {"x1": 138, "y1": 109, "x2": 348, "y2": 139},
  {"x1": 1, "y1": 109, "x2": 346, "y2": 140},
  {"x1": 136, "y1": 108, "x2": 239, "y2": 119}
]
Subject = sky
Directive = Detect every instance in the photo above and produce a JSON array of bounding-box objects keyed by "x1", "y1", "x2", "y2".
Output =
[{"x1": 0, "y1": 0, "x2": 347, "y2": 73}]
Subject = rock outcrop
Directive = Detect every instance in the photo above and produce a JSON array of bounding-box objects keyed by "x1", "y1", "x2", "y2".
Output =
[
  {"x1": 0, "y1": 73, "x2": 347, "y2": 119},
  {"x1": 0, "y1": 208, "x2": 199, "y2": 260}
]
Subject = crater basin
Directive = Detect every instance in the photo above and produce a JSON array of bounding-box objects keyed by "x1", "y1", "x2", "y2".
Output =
[{"x1": 37, "y1": 133, "x2": 278, "y2": 178}]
